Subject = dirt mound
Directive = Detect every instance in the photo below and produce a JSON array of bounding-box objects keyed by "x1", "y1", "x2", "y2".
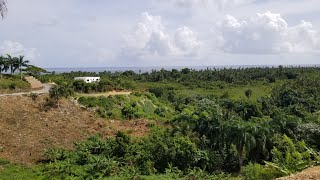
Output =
[
  {"x1": 277, "y1": 167, "x2": 320, "y2": 180},
  {"x1": 0, "y1": 95, "x2": 150, "y2": 165}
]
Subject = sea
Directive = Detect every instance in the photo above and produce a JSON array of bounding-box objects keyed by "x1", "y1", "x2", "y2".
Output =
[{"x1": 45, "y1": 64, "x2": 320, "y2": 74}]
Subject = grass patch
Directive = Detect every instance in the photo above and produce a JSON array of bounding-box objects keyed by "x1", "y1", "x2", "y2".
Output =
[
  {"x1": 176, "y1": 84, "x2": 275, "y2": 100},
  {"x1": 0, "y1": 160, "x2": 43, "y2": 180},
  {"x1": 0, "y1": 75, "x2": 30, "y2": 91}
]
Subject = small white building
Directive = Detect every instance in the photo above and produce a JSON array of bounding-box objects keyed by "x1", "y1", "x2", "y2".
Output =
[{"x1": 74, "y1": 77, "x2": 100, "y2": 83}]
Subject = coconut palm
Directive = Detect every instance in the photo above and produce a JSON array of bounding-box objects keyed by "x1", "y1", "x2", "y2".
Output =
[
  {"x1": 0, "y1": 55, "x2": 5, "y2": 78},
  {"x1": 2, "y1": 56, "x2": 9, "y2": 73},
  {"x1": 6, "y1": 54, "x2": 18, "y2": 74},
  {"x1": 0, "y1": 0, "x2": 7, "y2": 19},
  {"x1": 226, "y1": 118, "x2": 257, "y2": 169},
  {"x1": 16, "y1": 55, "x2": 30, "y2": 79}
]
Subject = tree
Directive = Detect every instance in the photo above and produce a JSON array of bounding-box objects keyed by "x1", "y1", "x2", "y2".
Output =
[
  {"x1": 46, "y1": 85, "x2": 74, "y2": 111},
  {"x1": 23, "y1": 65, "x2": 48, "y2": 77},
  {"x1": 2, "y1": 55, "x2": 9, "y2": 73},
  {"x1": 245, "y1": 89, "x2": 253, "y2": 99},
  {"x1": 226, "y1": 118, "x2": 257, "y2": 169},
  {"x1": 5, "y1": 54, "x2": 17, "y2": 74},
  {"x1": 0, "y1": 55, "x2": 5, "y2": 78},
  {"x1": 0, "y1": 0, "x2": 7, "y2": 19},
  {"x1": 16, "y1": 55, "x2": 30, "y2": 79}
]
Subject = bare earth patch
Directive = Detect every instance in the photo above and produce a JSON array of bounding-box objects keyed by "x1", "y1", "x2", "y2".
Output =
[
  {"x1": 277, "y1": 166, "x2": 320, "y2": 180},
  {"x1": 0, "y1": 95, "x2": 150, "y2": 165}
]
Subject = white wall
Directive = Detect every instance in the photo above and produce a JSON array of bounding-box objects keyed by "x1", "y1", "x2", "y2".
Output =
[{"x1": 74, "y1": 77, "x2": 100, "y2": 83}]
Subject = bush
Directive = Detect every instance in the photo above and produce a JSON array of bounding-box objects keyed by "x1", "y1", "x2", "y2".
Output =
[
  {"x1": 270, "y1": 134, "x2": 319, "y2": 174},
  {"x1": 241, "y1": 163, "x2": 280, "y2": 180}
]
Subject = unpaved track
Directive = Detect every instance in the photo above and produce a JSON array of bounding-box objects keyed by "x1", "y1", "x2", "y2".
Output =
[{"x1": 0, "y1": 83, "x2": 52, "y2": 97}]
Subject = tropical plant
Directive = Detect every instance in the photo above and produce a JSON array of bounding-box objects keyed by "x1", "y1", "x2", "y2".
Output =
[
  {"x1": 5, "y1": 54, "x2": 18, "y2": 74},
  {"x1": 2, "y1": 55, "x2": 10, "y2": 73},
  {"x1": 44, "y1": 85, "x2": 74, "y2": 111},
  {"x1": 0, "y1": 55, "x2": 5, "y2": 78},
  {"x1": 241, "y1": 163, "x2": 282, "y2": 180},
  {"x1": 23, "y1": 65, "x2": 48, "y2": 77},
  {"x1": 226, "y1": 118, "x2": 257, "y2": 169},
  {"x1": 245, "y1": 89, "x2": 253, "y2": 99},
  {"x1": 16, "y1": 55, "x2": 30, "y2": 79},
  {"x1": 269, "y1": 134, "x2": 320, "y2": 174}
]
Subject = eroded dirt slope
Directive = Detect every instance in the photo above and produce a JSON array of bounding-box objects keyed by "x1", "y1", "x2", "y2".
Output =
[
  {"x1": 277, "y1": 166, "x2": 320, "y2": 180},
  {"x1": 0, "y1": 95, "x2": 150, "y2": 165}
]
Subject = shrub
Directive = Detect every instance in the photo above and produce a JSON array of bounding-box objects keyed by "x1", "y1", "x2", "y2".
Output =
[
  {"x1": 270, "y1": 134, "x2": 320, "y2": 174},
  {"x1": 241, "y1": 163, "x2": 280, "y2": 180}
]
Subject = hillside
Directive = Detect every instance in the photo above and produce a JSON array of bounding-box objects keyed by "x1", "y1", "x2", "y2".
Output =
[{"x1": 0, "y1": 95, "x2": 150, "y2": 165}]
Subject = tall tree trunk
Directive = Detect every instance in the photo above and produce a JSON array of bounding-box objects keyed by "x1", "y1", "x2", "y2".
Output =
[{"x1": 20, "y1": 65, "x2": 22, "y2": 80}]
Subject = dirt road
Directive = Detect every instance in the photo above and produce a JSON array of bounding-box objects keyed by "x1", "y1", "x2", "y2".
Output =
[{"x1": 0, "y1": 83, "x2": 52, "y2": 97}]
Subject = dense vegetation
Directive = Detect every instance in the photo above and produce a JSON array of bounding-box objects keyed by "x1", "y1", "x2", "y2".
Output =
[{"x1": 2, "y1": 66, "x2": 320, "y2": 179}]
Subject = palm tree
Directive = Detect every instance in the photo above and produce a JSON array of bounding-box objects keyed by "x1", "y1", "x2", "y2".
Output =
[
  {"x1": 2, "y1": 56, "x2": 9, "y2": 73},
  {"x1": 6, "y1": 54, "x2": 14, "y2": 74},
  {"x1": 226, "y1": 118, "x2": 257, "y2": 169},
  {"x1": 6, "y1": 54, "x2": 19, "y2": 74},
  {"x1": 248, "y1": 118, "x2": 272, "y2": 163},
  {"x1": 12, "y1": 56, "x2": 19, "y2": 74},
  {"x1": 0, "y1": 0, "x2": 7, "y2": 19},
  {"x1": 0, "y1": 55, "x2": 5, "y2": 78},
  {"x1": 16, "y1": 55, "x2": 30, "y2": 79}
]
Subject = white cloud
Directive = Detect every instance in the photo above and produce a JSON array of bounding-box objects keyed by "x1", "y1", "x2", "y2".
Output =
[
  {"x1": 213, "y1": 11, "x2": 320, "y2": 54},
  {"x1": 3, "y1": 0, "x2": 320, "y2": 67},
  {"x1": 174, "y1": 26, "x2": 201, "y2": 55},
  {"x1": 173, "y1": 0, "x2": 208, "y2": 7},
  {"x1": 0, "y1": 40, "x2": 40, "y2": 60},
  {"x1": 163, "y1": 0, "x2": 253, "y2": 9},
  {"x1": 123, "y1": 12, "x2": 201, "y2": 58}
]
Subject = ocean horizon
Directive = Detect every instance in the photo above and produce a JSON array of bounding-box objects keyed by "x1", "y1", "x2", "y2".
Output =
[{"x1": 44, "y1": 64, "x2": 320, "y2": 74}]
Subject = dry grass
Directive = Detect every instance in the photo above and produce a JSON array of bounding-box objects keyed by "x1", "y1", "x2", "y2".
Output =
[{"x1": 0, "y1": 95, "x2": 150, "y2": 165}]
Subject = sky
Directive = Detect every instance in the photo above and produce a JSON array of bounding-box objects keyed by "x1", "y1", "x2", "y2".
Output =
[{"x1": 0, "y1": 0, "x2": 320, "y2": 68}]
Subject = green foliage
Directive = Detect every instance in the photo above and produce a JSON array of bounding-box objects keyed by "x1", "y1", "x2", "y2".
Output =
[
  {"x1": 49, "y1": 85, "x2": 74, "y2": 100},
  {"x1": 245, "y1": 89, "x2": 253, "y2": 99},
  {"x1": 296, "y1": 123, "x2": 320, "y2": 149},
  {"x1": 241, "y1": 163, "x2": 282, "y2": 180},
  {"x1": 5, "y1": 66, "x2": 320, "y2": 179},
  {"x1": 0, "y1": 76, "x2": 30, "y2": 90},
  {"x1": 42, "y1": 85, "x2": 74, "y2": 110},
  {"x1": 270, "y1": 134, "x2": 320, "y2": 174},
  {"x1": 0, "y1": 161, "x2": 43, "y2": 180},
  {"x1": 23, "y1": 65, "x2": 48, "y2": 77},
  {"x1": 41, "y1": 129, "x2": 210, "y2": 179},
  {"x1": 78, "y1": 93, "x2": 175, "y2": 120}
]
